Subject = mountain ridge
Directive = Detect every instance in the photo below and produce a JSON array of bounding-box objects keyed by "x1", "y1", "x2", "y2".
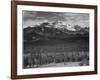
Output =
[{"x1": 23, "y1": 23, "x2": 89, "y2": 42}]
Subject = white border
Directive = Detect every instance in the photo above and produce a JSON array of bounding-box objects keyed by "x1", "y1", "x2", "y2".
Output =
[{"x1": 17, "y1": 5, "x2": 95, "y2": 75}]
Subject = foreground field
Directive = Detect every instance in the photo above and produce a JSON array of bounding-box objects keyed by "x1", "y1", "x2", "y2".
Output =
[{"x1": 23, "y1": 39, "x2": 89, "y2": 68}]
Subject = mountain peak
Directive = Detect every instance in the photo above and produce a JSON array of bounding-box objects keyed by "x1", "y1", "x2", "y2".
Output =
[{"x1": 24, "y1": 22, "x2": 89, "y2": 42}]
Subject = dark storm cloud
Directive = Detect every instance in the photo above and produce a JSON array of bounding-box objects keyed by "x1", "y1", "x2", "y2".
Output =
[
  {"x1": 22, "y1": 10, "x2": 67, "y2": 21},
  {"x1": 22, "y1": 10, "x2": 89, "y2": 28}
]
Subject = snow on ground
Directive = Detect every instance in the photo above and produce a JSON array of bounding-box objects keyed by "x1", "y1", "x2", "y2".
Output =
[{"x1": 37, "y1": 62, "x2": 81, "y2": 68}]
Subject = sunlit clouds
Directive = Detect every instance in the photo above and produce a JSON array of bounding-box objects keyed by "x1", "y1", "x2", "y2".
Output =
[{"x1": 22, "y1": 10, "x2": 89, "y2": 30}]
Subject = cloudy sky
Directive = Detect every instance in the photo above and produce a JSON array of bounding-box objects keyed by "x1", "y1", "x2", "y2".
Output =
[{"x1": 22, "y1": 10, "x2": 89, "y2": 28}]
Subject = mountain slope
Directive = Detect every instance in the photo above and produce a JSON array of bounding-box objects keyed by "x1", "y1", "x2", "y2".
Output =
[{"x1": 23, "y1": 24, "x2": 89, "y2": 42}]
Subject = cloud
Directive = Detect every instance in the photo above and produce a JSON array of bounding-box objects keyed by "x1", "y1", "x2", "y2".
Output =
[{"x1": 22, "y1": 11, "x2": 89, "y2": 28}]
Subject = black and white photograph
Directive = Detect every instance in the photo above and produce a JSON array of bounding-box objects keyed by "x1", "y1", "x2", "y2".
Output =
[{"x1": 23, "y1": 11, "x2": 89, "y2": 69}]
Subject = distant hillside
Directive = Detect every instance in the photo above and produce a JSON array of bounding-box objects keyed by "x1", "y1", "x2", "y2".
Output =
[{"x1": 23, "y1": 22, "x2": 89, "y2": 42}]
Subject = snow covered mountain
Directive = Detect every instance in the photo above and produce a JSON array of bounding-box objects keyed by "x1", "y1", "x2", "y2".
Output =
[{"x1": 23, "y1": 22, "x2": 89, "y2": 42}]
